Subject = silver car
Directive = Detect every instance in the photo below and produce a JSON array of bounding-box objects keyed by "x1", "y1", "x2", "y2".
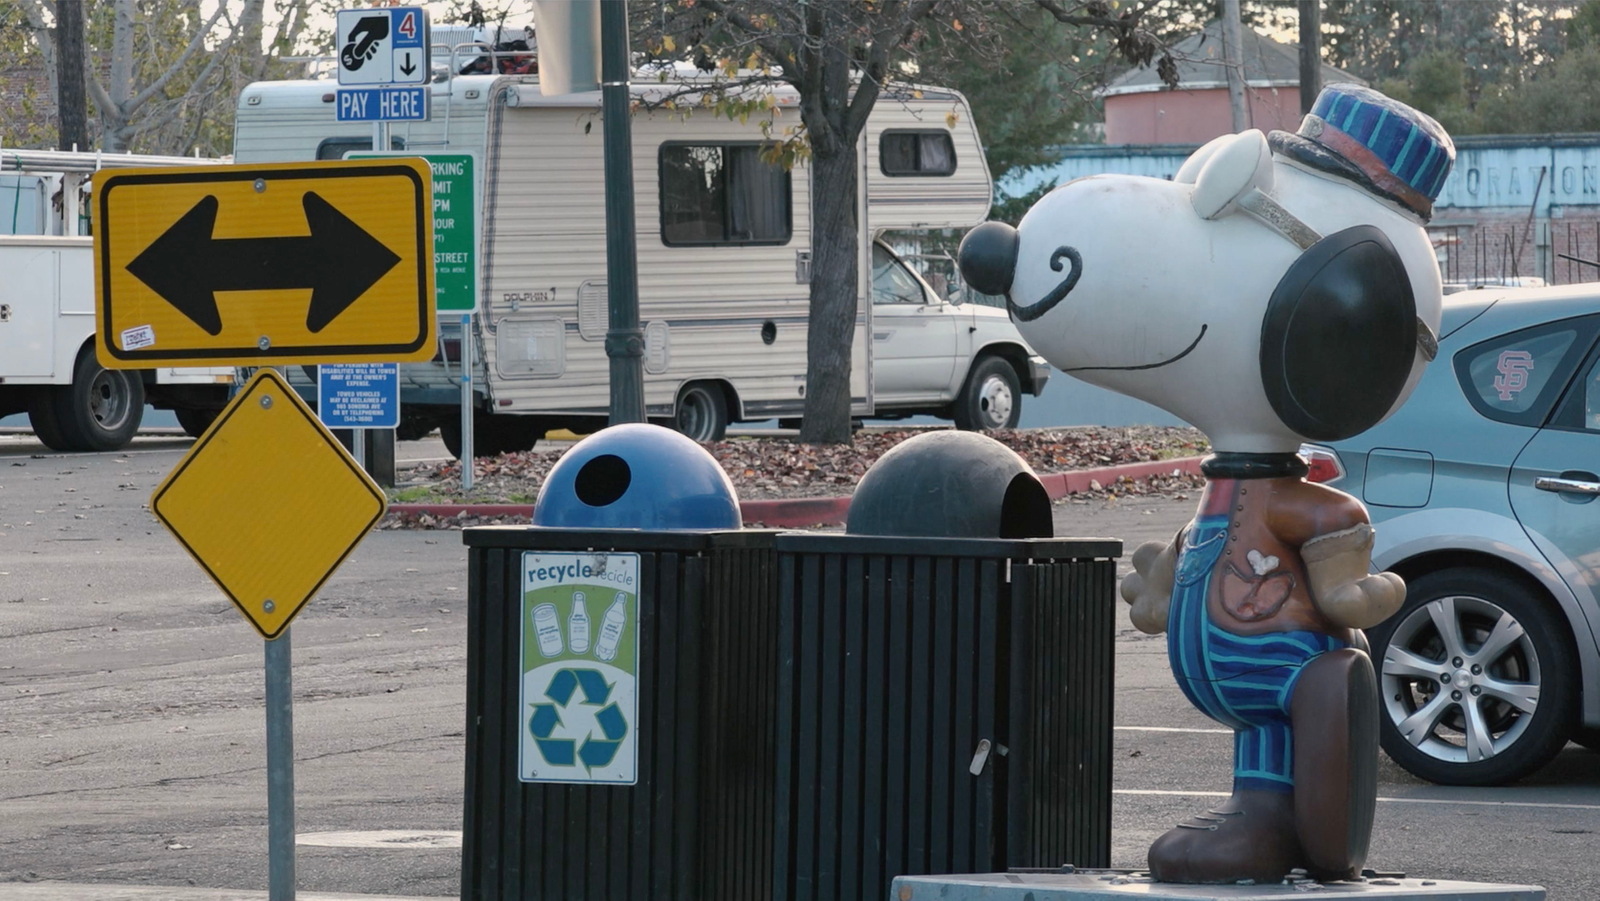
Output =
[{"x1": 1309, "y1": 283, "x2": 1600, "y2": 786}]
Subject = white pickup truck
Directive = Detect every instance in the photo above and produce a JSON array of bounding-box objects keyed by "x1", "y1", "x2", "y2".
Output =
[{"x1": 0, "y1": 150, "x2": 233, "y2": 451}]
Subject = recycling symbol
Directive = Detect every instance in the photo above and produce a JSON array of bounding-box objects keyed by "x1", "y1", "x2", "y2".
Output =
[{"x1": 529, "y1": 668, "x2": 628, "y2": 770}]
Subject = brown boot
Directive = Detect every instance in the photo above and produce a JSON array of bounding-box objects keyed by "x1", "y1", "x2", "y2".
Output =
[
  {"x1": 1291, "y1": 647, "x2": 1380, "y2": 880},
  {"x1": 1146, "y1": 789, "x2": 1305, "y2": 884}
]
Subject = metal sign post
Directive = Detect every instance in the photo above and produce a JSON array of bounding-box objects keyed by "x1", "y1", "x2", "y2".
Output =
[
  {"x1": 265, "y1": 628, "x2": 295, "y2": 901},
  {"x1": 145, "y1": 371, "x2": 388, "y2": 901},
  {"x1": 461, "y1": 313, "x2": 474, "y2": 490}
]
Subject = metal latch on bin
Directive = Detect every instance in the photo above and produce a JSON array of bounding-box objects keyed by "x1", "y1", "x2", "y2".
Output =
[{"x1": 969, "y1": 739, "x2": 1008, "y2": 775}]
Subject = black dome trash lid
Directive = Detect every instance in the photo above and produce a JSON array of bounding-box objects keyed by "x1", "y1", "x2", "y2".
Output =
[{"x1": 846, "y1": 431, "x2": 1053, "y2": 539}]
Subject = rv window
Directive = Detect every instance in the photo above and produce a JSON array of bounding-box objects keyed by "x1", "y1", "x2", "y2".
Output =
[
  {"x1": 316, "y1": 136, "x2": 406, "y2": 160},
  {"x1": 880, "y1": 131, "x2": 956, "y2": 177},
  {"x1": 659, "y1": 144, "x2": 791, "y2": 246}
]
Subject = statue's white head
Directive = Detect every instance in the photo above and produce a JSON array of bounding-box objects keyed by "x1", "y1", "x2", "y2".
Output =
[{"x1": 959, "y1": 85, "x2": 1455, "y2": 454}]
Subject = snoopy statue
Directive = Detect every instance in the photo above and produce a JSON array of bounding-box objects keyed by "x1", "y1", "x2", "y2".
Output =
[{"x1": 958, "y1": 84, "x2": 1454, "y2": 884}]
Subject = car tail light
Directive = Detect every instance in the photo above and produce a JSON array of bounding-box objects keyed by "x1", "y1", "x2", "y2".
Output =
[{"x1": 1300, "y1": 444, "x2": 1346, "y2": 484}]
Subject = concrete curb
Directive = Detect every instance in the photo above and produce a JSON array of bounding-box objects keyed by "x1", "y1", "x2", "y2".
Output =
[{"x1": 388, "y1": 455, "x2": 1206, "y2": 529}]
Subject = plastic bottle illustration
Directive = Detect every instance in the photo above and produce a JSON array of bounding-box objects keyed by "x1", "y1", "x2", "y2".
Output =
[
  {"x1": 594, "y1": 592, "x2": 628, "y2": 662},
  {"x1": 532, "y1": 603, "x2": 564, "y2": 658},
  {"x1": 568, "y1": 592, "x2": 590, "y2": 654}
]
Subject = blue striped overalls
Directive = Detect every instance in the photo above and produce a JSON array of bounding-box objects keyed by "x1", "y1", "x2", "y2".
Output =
[{"x1": 1168, "y1": 509, "x2": 1345, "y2": 794}]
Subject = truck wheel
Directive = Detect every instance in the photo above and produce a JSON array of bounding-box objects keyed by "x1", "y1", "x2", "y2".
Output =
[
  {"x1": 438, "y1": 414, "x2": 542, "y2": 460},
  {"x1": 50, "y1": 347, "x2": 145, "y2": 451},
  {"x1": 175, "y1": 408, "x2": 219, "y2": 439},
  {"x1": 25, "y1": 395, "x2": 72, "y2": 452},
  {"x1": 675, "y1": 383, "x2": 728, "y2": 442},
  {"x1": 439, "y1": 419, "x2": 464, "y2": 460},
  {"x1": 953, "y1": 356, "x2": 1020, "y2": 431}
]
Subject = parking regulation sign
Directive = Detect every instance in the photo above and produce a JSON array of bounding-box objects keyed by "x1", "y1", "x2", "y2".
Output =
[{"x1": 317, "y1": 362, "x2": 400, "y2": 429}]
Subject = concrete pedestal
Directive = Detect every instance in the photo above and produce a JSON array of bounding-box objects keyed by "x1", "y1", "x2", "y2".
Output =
[{"x1": 889, "y1": 870, "x2": 1544, "y2": 901}]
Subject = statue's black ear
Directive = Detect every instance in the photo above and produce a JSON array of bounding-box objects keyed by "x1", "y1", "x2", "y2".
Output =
[{"x1": 1260, "y1": 225, "x2": 1417, "y2": 442}]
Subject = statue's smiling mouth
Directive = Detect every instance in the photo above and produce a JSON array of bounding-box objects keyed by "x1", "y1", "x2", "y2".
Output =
[{"x1": 1062, "y1": 324, "x2": 1209, "y2": 373}]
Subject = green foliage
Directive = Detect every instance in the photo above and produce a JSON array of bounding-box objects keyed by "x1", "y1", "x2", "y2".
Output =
[
  {"x1": 1476, "y1": 45, "x2": 1600, "y2": 133},
  {"x1": 990, "y1": 183, "x2": 1054, "y2": 227},
  {"x1": 1322, "y1": 1, "x2": 1585, "y2": 99},
  {"x1": 1570, "y1": 0, "x2": 1600, "y2": 48},
  {"x1": 915, "y1": 6, "x2": 1109, "y2": 184}
]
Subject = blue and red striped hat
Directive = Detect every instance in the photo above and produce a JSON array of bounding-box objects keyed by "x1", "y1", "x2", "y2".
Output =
[{"x1": 1269, "y1": 84, "x2": 1455, "y2": 221}]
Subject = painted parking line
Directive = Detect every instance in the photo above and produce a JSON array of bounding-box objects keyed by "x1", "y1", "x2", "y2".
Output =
[
  {"x1": 1117, "y1": 788, "x2": 1600, "y2": 812},
  {"x1": 1116, "y1": 725, "x2": 1232, "y2": 734}
]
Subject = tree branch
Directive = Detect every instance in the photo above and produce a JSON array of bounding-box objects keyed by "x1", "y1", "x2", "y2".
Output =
[
  {"x1": 125, "y1": 1, "x2": 230, "y2": 113},
  {"x1": 697, "y1": 0, "x2": 803, "y2": 86}
]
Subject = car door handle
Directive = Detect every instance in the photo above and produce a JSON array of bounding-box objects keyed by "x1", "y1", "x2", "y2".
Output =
[{"x1": 1535, "y1": 477, "x2": 1600, "y2": 495}]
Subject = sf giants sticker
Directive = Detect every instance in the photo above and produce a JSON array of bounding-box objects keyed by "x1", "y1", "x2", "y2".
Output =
[{"x1": 1494, "y1": 350, "x2": 1535, "y2": 401}]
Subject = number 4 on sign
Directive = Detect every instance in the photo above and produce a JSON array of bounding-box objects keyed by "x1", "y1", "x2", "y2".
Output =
[{"x1": 397, "y1": 10, "x2": 417, "y2": 39}]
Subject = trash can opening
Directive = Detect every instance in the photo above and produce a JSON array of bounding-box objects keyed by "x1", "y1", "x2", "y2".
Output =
[
  {"x1": 532, "y1": 422, "x2": 743, "y2": 529},
  {"x1": 574, "y1": 454, "x2": 632, "y2": 507},
  {"x1": 847, "y1": 430, "x2": 1052, "y2": 538},
  {"x1": 1000, "y1": 471, "x2": 1053, "y2": 539}
]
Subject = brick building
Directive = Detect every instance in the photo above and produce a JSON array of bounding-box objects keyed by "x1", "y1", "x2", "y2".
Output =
[{"x1": 1100, "y1": 19, "x2": 1362, "y2": 145}]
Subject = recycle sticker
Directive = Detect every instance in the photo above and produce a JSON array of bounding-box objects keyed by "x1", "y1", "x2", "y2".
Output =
[{"x1": 518, "y1": 551, "x2": 639, "y2": 785}]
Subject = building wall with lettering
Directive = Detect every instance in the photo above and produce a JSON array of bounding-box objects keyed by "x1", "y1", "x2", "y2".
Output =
[{"x1": 1006, "y1": 135, "x2": 1600, "y2": 286}]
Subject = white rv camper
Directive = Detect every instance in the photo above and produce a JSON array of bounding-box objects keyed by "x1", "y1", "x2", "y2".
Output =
[
  {"x1": 0, "y1": 149, "x2": 235, "y2": 451},
  {"x1": 231, "y1": 63, "x2": 1047, "y2": 455}
]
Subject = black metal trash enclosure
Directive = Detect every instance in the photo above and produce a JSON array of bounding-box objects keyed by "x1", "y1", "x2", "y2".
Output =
[
  {"x1": 461, "y1": 528, "x2": 780, "y2": 901},
  {"x1": 461, "y1": 526, "x2": 1119, "y2": 901},
  {"x1": 772, "y1": 534, "x2": 1120, "y2": 901}
]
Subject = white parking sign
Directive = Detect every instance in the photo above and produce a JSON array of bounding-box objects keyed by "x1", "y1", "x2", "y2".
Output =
[{"x1": 335, "y1": 7, "x2": 430, "y2": 87}]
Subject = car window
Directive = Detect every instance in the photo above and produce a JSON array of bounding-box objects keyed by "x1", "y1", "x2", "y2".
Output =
[
  {"x1": 872, "y1": 244, "x2": 928, "y2": 305},
  {"x1": 1454, "y1": 317, "x2": 1598, "y2": 428}
]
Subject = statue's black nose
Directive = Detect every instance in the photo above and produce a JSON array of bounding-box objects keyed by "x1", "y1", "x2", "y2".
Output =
[{"x1": 957, "y1": 221, "x2": 1019, "y2": 297}]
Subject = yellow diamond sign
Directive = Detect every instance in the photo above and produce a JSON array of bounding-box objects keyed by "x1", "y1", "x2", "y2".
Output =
[{"x1": 151, "y1": 369, "x2": 387, "y2": 639}]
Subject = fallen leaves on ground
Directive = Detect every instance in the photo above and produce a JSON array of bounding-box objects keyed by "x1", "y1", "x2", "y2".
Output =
[{"x1": 383, "y1": 425, "x2": 1209, "y2": 530}]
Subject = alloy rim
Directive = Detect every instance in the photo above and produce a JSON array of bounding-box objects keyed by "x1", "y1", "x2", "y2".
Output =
[{"x1": 1381, "y1": 594, "x2": 1541, "y2": 764}]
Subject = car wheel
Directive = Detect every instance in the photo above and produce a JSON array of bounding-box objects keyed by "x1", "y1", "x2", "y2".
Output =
[
  {"x1": 1573, "y1": 726, "x2": 1600, "y2": 752},
  {"x1": 675, "y1": 383, "x2": 727, "y2": 442},
  {"x1": 953, "y1": 356, "x2": 1020, "y2": 431},
  {"x1": 174, "y1": 407, "x2": 219, "y2": 439},
  {"x1": 50, "y1": 346, "x2": 144, "y2": 452},
  {"x1": 1369, "y1": 567, "x2": 1576, "y2": 785}
]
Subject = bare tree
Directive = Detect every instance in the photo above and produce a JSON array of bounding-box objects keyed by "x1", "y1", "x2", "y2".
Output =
[{"x1": 12, "y1": 0, "x2": 315, "y2": 156}]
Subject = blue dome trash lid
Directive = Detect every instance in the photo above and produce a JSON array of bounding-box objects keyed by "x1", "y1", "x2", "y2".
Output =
[{"x1": 532, "y1": 423, "x2": 742, "y2": 530}]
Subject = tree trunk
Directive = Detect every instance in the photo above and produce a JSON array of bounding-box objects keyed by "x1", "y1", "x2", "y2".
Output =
[
  {"x1": 1298, "y1": 0, "x2": 1321, "y2": 115},
  {"x1": 797, "y1": 142, "x2": 860, "y2": 444},
  {"x1": 104, "y1": 0, "x2": 137, "y2": 151},
  {"x1": 55, "y1": 0, "x2": 89, "y2": 152},
  {"x1": 1222, "y1": 0, "x2": 1249, "y2": 132}
]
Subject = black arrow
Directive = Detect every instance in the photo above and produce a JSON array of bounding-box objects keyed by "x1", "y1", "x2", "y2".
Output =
[
  {"x1": 399, "y1": 52, "x2": 415, "y2": 76},
  {"x1": 125, "y1": 191, "x2": 401, "y2": 336}
]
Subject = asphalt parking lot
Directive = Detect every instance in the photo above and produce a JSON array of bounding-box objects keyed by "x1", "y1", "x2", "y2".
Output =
[{"x1": 0, "y1": 429, "x2": 1596, "y2": 898}]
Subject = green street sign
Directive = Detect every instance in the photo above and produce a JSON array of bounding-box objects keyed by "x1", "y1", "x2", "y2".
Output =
[{"x1": 350, "y1": 151, "x2": 476, "y2": 312}]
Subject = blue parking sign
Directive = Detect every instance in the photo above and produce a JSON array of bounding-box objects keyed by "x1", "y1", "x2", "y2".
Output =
[{"x1": 317, "y1": 363, "x2": 400, "y2": 429}]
